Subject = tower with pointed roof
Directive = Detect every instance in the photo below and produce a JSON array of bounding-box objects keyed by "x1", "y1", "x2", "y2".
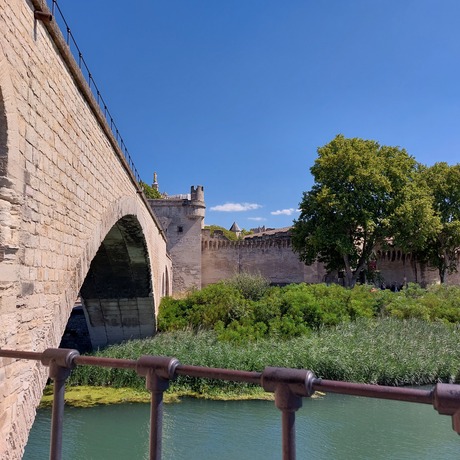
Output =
[{"x1": 229, "y1": 222, "x2": 241, "y2": 238}]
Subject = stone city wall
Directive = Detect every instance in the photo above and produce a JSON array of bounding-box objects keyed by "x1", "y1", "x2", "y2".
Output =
[
  {"x1": 375, "y1": 249, "x2": 460, "y2": 287},
  {"x1": 201, "y1": 229, "x2": 326, "y2": 286},
  {"x1": 201, "y1": 230, "x2": 460, "y2": 288}
]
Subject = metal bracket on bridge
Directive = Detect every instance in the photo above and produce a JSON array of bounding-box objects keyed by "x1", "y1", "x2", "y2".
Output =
[
  {"x1": 262, "y1": 366, "x2": 317, "y2": 409},
  {"x1": 136, "y1": 355, "x2": 180, "y2": 391},
  {"x1": 34, "y1": 10, "x2": 53, "y2": 23},
  {"x1": 261, "y1": 367, "x2": 317, "y2": 460},
  {"x1": 41, "y1": 348, "x2": 80, "y2": 377},
  {"x1": 432, "y1": 383, "x2": 460, "y2": 435}
]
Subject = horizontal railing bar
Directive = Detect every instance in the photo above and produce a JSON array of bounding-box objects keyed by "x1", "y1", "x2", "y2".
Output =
[
  {"x1": 0, "y1": 348, "x2": 440, "y2": 405},
  {"x1": 175, "y1": 364, "x2": 262, "y2": 385},
  {"x1": 74, "y1": 355, "x2": 137, "y2": 370},
  {"x1": 0, "y1": 350, "x2": 44, "y2": 361},
  {"x1": 314, "y1": 379, "x2": 433, "y2": 405}
]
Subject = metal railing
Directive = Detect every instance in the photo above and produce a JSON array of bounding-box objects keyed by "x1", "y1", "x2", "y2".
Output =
[
  {"x1": 1, "y1": 348, "x2": 459, "y2": 460},
  {"x1": 36, "y1": 0, "x2": 142, "y2": 184}
]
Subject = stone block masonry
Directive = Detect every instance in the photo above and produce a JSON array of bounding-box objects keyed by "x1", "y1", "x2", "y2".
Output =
[
  {"x1": 201, "y1": 228, "x2": 326, "y2": 286},
  {"x1": 0, "y1": 0, "x2": 171, "y2": 457},
  {"x1": 149, "y1": 186, "x2": 205, "y2": 293}
]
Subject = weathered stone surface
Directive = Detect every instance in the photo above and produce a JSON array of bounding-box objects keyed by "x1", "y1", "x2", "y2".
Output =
[
  {"x1": 0, "y1": 1, "x2": 171, "y2": 457},
  {"x1": 201, "y1": 228, "x2": 326, "y2": 286},
  {"x1": 149, "y1": 185, "x2": 204, "y2": 293},
  {"x1": 201, "y1": 227, "x2": 460, "y2": 288}
]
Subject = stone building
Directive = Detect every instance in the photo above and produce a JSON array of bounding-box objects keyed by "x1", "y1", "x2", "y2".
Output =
[
  {"x1": 149, "y1": 184, "x2": 460, "y2": 294},
  {"x1": 148, "y1": 186, "x2": 205, "y2": 293}
]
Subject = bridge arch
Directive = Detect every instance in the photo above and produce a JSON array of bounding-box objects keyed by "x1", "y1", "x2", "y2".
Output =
[{"x1": 79, "y1": 214, "x2": 156, "y2": 349}]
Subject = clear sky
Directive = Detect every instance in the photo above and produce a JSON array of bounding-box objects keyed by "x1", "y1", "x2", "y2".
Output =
[{"x1": 57, "y1": 0, "x2": 460, "y2": 230}]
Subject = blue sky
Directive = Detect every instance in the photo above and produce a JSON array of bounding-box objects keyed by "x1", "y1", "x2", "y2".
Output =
[{"x1": 56, "y1": 0, "x2": 460, "y2": 230}]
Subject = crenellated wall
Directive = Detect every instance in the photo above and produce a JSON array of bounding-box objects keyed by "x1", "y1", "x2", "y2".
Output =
[
  {"x1": 201, "y1": 228, "x2": 326, "y2": 286},
  {"x1": 201, "y1": 229, "x2": 460, "y2": 289},
  {"x1": 374, "y1": 249, "x2": 460, "y2": 287}
]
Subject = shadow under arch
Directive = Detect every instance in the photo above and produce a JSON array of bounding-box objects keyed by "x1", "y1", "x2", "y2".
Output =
[
  {"x1": 78, "y1": 215, "x2": 155, "y2": 349},
  {"x1": 0, "y1": 86, "x2": 6, "y2": 173},
  {"x1": 0, "y1": 43, "x2": 20, "y2": 265}
]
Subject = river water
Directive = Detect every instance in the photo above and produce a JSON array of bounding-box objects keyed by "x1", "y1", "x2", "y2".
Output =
[{"x1": 24, "y1": 393, "x2": 458, "y2": 459}]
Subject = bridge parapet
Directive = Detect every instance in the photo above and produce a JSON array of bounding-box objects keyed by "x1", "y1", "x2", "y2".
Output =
[{"x1": 0, "y1": 1, "x2": 171, "y2": 457}]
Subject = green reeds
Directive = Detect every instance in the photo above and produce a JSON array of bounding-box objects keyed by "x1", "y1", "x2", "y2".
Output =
[{"x1": 69, "y1": 318, "x2": 460, "y2": 396}]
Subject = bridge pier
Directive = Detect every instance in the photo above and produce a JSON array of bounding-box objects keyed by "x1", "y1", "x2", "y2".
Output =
[{"x1": 83, "y1": 297, "x2": 156, "y2": 349}]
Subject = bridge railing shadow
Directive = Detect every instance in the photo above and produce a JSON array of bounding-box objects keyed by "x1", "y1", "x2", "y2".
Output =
[
  {"x1": 46, "y1": 0, "x2": 142, "y2": 184},
  {"x1": 1, "y1": 348, "x2": 459, "y2": 460}
]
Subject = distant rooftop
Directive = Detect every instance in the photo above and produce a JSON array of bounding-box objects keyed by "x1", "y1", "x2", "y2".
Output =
[
  {"x1": 229, "y1": 222, "x2": 241, "y2": 232},
  {"x1": 244, "y1": 226, "x2": 292, "y2": 238}
]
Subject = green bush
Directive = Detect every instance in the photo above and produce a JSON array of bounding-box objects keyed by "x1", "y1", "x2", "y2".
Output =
[
  {"x1": 223, "y1": 272, "x2": 270, "y2": 301},
  {"x1": 158, "y1": 280, "x2": 460, "y2": 343},
  {"x1": 383, "y1": 284, "x2": 460, "y2": 323},
  {"x1": 157, "y1": 296, "x2": 190, "y2": 331},
  {"x1": 158, "y1": 282, "x2": 250, "y2": 331}
]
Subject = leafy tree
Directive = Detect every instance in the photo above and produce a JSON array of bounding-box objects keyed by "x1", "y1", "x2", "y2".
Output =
[
  {"x1": 140, "y1": 181, "x2": 162, "y2": 199},
  {"x1": 292, "y1": 135, "x2": 420, "y2": 287},
  {"x1": 205, "y1": 225, "x2": 252, "y2": 241},
  {"x1": 419, "y1": 163, "x2": 460, "y2": 283},
  {"x1": 390, "y1": 172, "x2": 442, "y2": 282}
]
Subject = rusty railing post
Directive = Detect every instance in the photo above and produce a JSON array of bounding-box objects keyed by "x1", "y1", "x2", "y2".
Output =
[
  {"x1": 432, "y1": 383, "x2": 460, "y2": 435},
  {"x1": 136, "y1": 355, "x2": 180, "y2": 460},
  {"x1": 262, "y1": 367, "x2": 317, "y2": 460},
  {"x1": 41, "y1": 348, "x2": 80, "y2": 460}
]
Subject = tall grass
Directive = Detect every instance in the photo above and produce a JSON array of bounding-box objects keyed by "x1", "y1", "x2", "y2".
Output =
[{"x1": 69, "y1": 318, "x2": 460, "y2": 394}]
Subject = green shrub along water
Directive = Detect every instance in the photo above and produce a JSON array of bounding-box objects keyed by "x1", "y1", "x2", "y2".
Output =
[
  {"x1": 69, "y1": 277, "x2": 460, "y2": 396},
  {"x1": 158, "y1": 278, "x2": 460, "y2": 342}
]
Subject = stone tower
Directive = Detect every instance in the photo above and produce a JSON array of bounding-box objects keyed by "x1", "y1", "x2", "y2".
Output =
[{"x1": 148, "y1": 186, "x2": 205, "y2": 293}]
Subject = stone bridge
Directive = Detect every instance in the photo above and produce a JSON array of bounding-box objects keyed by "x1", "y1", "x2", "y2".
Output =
[{"x1": 0, "y1": 0, "x2": 171, "y2": 457}]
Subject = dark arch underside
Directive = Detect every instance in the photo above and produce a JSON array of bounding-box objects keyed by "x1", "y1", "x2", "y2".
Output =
[
  {"x1": 78, "y1": 215, "x2": 155, "y2": 349},
  {"x1": 81, "y1": 215, "x2": 152, "y2": 299}
]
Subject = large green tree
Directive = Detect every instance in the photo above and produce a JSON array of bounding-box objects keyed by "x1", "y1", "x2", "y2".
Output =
[
  {"x1": 418, "y1": 163, "x2": 460, "y2": 283},
  {"x1": 292, "y1": 135, "x2": 423, "y2": 287}
]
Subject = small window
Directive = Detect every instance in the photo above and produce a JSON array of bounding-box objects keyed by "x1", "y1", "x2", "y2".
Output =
[{"x1": 177, "y1": 226, "x2": 183, "y2": 233}]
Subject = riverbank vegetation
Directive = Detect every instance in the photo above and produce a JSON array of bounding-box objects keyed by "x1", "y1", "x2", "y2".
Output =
[
  {"x1": 158, "y1": 277, "x2": 460, "y2": 342},
  {"x1": 65, "y1": 277, "x2": 460, "y2": 404},
  {"x1": 69, "y1": 318, "x2": 459, "y2": 395}
]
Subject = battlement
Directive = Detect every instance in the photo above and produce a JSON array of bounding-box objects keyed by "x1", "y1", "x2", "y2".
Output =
[
  {"x1": 201, "y1": 227, "x2": 292, "y2": 250},
  {"x1": 191, "y1": 185, "x2": 204, "y2": 202}
]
